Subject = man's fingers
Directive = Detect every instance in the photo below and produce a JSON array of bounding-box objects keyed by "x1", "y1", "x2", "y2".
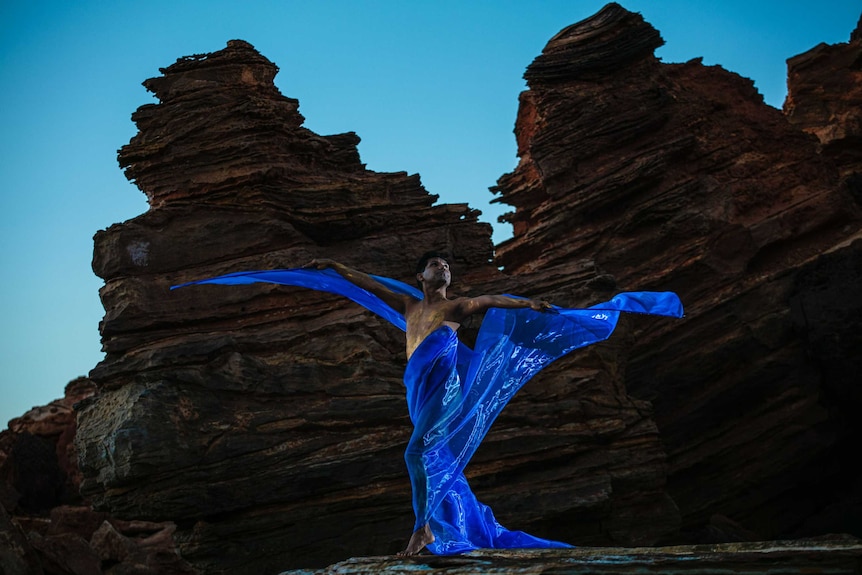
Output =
[{"x1": 532, "y1": 300, "x2": 556, "y2": 313}]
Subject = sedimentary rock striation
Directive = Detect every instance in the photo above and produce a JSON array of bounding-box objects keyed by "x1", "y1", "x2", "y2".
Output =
[{"x1": 494, "y1": 1, "x2": 862, "y2": 543}]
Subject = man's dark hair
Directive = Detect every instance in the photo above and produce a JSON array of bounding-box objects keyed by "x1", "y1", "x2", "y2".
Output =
[{"x1": 415, "y1": 251, "x2": 450, "y2": 287}]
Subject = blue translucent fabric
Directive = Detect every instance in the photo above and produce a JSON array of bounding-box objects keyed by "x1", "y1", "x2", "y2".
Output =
[{"x1": 173, "y1": 269, "x2": 683, "y2": 553}]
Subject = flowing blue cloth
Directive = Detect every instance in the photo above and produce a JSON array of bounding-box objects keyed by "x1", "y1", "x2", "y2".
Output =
[{"x1": 172, "y1": 268, "x2": 683, "y2": 553}]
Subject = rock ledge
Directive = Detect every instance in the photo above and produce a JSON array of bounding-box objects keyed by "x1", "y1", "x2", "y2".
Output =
[{"x1": 283, "y1": 539, "x2": 862, "y2": 574}]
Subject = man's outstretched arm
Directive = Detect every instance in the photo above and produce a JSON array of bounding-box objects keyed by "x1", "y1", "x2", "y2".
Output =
[
  {"x1": 455, "y1": 294, "x2": 553, "y2": 320},
  {"x1": 304, "y1": 259, "x2": 414, "y2": 315}
]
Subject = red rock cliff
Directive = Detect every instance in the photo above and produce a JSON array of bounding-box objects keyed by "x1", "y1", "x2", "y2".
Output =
[
  {"x1": 7, "y1": 4, "x2": 852, "y2": 574},
  {"x1": 493, "y1": 2, "x2": 862, "y2": 542}
]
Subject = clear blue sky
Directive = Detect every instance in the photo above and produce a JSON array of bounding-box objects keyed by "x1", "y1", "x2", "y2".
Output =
[{"x1": 1, "y1": 1, "x2": 859, "y2": 426}]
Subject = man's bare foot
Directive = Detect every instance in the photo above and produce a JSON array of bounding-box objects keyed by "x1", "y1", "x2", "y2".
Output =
[{"x1": 397, "y1": 523, "x2": 435, "y2": 556}]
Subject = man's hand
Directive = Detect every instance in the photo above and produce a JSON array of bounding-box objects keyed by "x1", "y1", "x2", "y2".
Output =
[
  {"x1": 529, "y1": 299, "x2": 554, "y2": 312},
  {"x1": 303, "y1": 258, "x2": 337, "y2": 270}
]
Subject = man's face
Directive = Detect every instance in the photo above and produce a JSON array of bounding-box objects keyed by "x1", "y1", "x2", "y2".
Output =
[{"x1": 420, "y1": 257, "x2": 451, "y2": 287}]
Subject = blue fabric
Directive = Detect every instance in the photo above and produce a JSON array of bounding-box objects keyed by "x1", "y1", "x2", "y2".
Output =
[
  {"x1": 173, "y1": 268, "x2": 415, "y2": 331},
  {"x1": 173, "y1": 268, "x2": 683, "y2": 553}
]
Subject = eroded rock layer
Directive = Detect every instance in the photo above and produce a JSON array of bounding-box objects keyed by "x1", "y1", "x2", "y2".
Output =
[
  {"x1": 74, "y1": 37, "x2": 678, "y2": 574},
  {"x1": 494, "y1": 2, "x2": 862, "y2": 542}
]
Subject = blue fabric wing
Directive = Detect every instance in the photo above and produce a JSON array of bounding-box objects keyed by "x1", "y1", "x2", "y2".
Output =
[{"x1": 172, "y1": 268, "x2": 421, "y2": 332}]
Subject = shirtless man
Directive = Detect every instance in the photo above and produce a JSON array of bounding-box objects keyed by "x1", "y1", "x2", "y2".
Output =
[{"x1": 306, "y1": 252, "x2": 551, "y2": 555}]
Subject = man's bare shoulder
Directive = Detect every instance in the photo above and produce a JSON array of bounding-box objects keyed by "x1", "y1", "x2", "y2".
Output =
[
  {"x1": 447, "y1": 295, "x2": 476, "y2": 309},
  {"x1": 447, "y1": 295, "x2": 486, "y2": 320}
]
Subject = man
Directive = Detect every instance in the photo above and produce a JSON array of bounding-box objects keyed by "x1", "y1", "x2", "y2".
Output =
[
  {"x1": 307, "y1": 253, "x2": 551, "y2": 359},
  {"x1": 175, "y1": 252, "x2": 682, "y2": 556},
  {"x1": 306, "y1": 252, "x2": 554, "y2": 555}
]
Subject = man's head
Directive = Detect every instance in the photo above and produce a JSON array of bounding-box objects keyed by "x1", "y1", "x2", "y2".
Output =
[{"x1": 415, "y1": 251, "x2": 451, "y2": 289}]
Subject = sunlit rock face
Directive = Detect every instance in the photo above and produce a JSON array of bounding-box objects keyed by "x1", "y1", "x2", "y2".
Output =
[
  {"x1": 493, "y1": 2, "x2": 862, "y2": 543},
  {"x1": 76, "y1": 32, "x2": 673, "y2": 572}
]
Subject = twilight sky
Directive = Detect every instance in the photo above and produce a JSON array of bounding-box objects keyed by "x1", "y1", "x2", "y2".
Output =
[{"x1": 1, "y1": 0, "x2": 859, "y2": 426}]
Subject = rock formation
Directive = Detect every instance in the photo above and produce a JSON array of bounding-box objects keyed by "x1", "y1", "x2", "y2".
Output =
[
  {"x1": 67, "y1": 32, "x2": 683, "y2": 572},
  {"x1": 81, "y1": 39, "x2": 496, "y2": 573},
  {"x1": 278, "y1": 539, "x2": 862, "y2": 575},
  {"x1": 785, "y1": 13, "x2": 862, "y2": 182},
  {"x1": 2, "y1": 3, "x2": 860, "y2": 574},
  {"x1": 493, "y1": 2, "x2": 862, "y2": 543},
  {"x1": 67, "y1": 24, "x2": 678, "y2": 572},
  {"x1": 1, "y1": 378, "x2": 95, "y2": 517},
  {"x1": 0, "y1": 379, "x2": 195, "y2": 574}
]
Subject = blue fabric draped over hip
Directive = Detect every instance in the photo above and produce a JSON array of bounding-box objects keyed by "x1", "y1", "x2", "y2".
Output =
[{"x1": 172, "y1": 268, "x2": 683, "y2": 553}]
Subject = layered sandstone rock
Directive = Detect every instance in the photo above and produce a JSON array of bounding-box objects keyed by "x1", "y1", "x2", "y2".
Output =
[
  {"x1": 785, "y1": 14, "x2": 862, "y2": 180},
  {"x1": 494, "y1": 2, "x2": 862, "y2": 542},
  {"x1": 0, "y1": 378, "x2": 95, "y2": 515},
  {"x1": 0, "y1": 380, "x2": 194, "y2": 574},
  {"x1": 19, "y1": 3, "x2": 855, "y2": 574},
  {"x1": 82, "y1": 39, "x2": 493, "y2": 573},
  {"x1": 74, "y1": 37, "x2": 675, "y2": 574}
]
